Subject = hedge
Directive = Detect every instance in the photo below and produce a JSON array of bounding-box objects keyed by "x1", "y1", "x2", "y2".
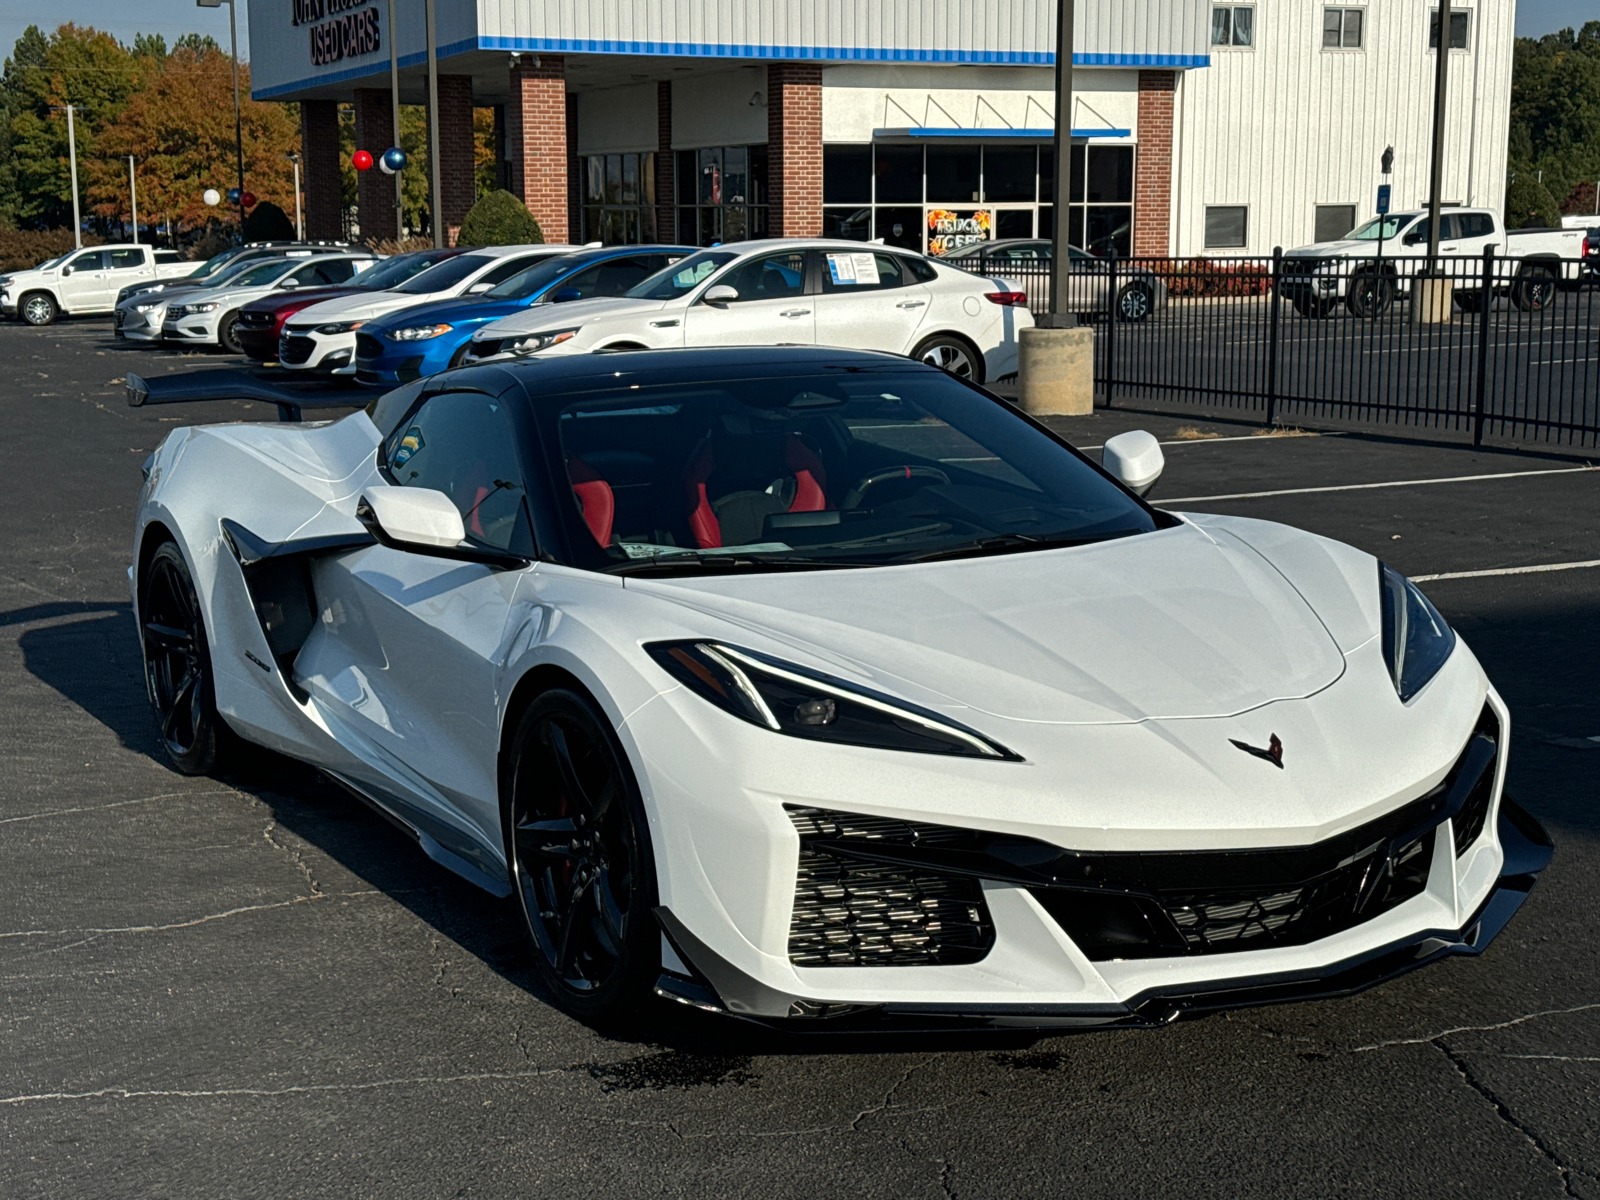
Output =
[{"x1": 455, "y1": 190, "x2": 543, "y2": 247}]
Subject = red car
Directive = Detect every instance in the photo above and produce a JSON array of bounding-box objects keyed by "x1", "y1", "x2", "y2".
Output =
[{"x1": 235, "y1": 247, "x2": 466, "y2": 362}]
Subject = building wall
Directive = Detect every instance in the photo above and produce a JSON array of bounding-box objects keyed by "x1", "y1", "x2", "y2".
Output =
[
  {"x1": 1173, "y1": 0, "x2": 1513, "y2": 256},
  {"x1": 576, "y1": 82, "x2": 657, "y2": 155},
  {"x1": 672, "y1": 69, "x2": 770, "y2": 149}
]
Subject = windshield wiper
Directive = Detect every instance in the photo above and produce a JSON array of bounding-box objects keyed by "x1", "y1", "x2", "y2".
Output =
[
  {"x1": 897, "y1": 528, "x2": 1143, "y2": 564},
  {"x1": 610, "y1": 552, "x2": 871, "y2": 577}
]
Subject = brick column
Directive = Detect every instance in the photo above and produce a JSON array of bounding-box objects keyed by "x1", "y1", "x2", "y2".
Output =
[
  {"x1": 352, "y1": 88, "x2": 398, "y2": 243},
  {"x1": 767, "y1": 63, "x2": 822, "y2": 238},
  {"x1": 1134, "y1": 70, "x2": 1176, "y2": 259},
  {"x1": 299, "y1": 99, "x2": 343, "y2": 241},
  {"x1": 656, "y1": 81, "x2": 675, "y2": 243},
  {"x1": 566, "y1": 99, "x2": 581, "y2": 243},
  {"x1": 505, "y1": 55, "x2": 567, "y2": 242},
  {"x1": 436, "y1": 75, "x2": 476, "y2": 245}
]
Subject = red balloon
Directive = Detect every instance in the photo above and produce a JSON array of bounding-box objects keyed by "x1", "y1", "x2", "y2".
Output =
[
  {"x1": 352, "y1": 150, "x2": 374, "y2": 172},
  {"x1": 240, "y1": 191, "x2": 256, "y2": 209}
]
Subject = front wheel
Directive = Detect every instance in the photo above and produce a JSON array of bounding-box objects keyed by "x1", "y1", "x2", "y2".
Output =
[
  {"x1": 1292, "y1": 293, "x2": 1333, "y2": 319},
  {"x1": 1114, "y1": 282, "x2": 1153, "y2": 322},
  {"x1": 217, "y1": 310, "x2": 243, "y2": 354},
  {"x1": 503, "y1": 689, "x2": 659, "y2": 1021},
  {"x1": 912, "y1": 334, "x2": 984, "y2": 384},
  {"x1": 1346, "y1": 272, "x2": 1394, "y2": 319},
  {"x1": 21, "y1": 292, "x2": 58, "y2": 326},
  {"x1": 140, "y1": 541, "x2": 233, "y2": 775}
]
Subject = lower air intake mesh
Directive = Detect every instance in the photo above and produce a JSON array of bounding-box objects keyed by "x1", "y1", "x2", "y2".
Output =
[{"x1": 787, "y1": 808, "x2": 994, "y2": 968}]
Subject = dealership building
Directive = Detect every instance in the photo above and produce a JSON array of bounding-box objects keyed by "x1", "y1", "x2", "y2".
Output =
[{"x1": 250, "y1": 0, "x2": 1513, "y2": 259}]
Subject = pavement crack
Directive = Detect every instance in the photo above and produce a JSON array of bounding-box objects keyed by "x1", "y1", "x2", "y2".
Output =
[
  {"x1": 0, "y1": 789, "x2": 235, "y2": 825},
  {"x1": 1437, "y1": 1039, "x2": 1588, "y2": 1198},
  {"x1": 0, "y1": 1069, "x2": 550, "y2": 1106},
  {"x1": 1352, "y1": 1002, "x2": 1600, "y2": 1052},
  {"x1": 938, "y1": 1157, "x2": 956, "y2": 1199},
  {"x1": 262, "y1": 818, "x2": 322, "y2": 896},
  {"x1": 0, "y1": 889, "x2": 383, "y2": 940},
  {"x1": 849, "y1": 1055, "x2": 942, "y2": 1132}
]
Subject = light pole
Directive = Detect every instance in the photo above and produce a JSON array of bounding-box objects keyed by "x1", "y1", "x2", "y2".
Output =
[
  {"x1": 197, "y1": 0, "x2": 245, "y2": 240},
  {"x1": 1413, "y1": 0, "x2": 1453, "y2": 323},
  {"x1": 287, "y1": 152, "x2": 303, "y2": 238},
  {"x1": 389, "y1": 0, "x2": 403, "y2": 237},
  {"x1": 49, "y1": 105, "x2": 82, "y2": 248},
  {"x1": 425, "y1": 0, "x2": 444, "y2": 247},
  {"x1": 128, "y1": 156, "x2": 139, "y2": 243},
  {"x1": 1043, "y1": 0, "x2": 1076, "y2": 330}
]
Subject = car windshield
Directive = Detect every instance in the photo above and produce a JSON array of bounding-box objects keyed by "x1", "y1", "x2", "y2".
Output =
[
  {"x1": 354, "y1": 250, "x2": 457, "y2": 290},
  {"x1": 486, "y1": 254, "x2": 581, "y2": 300},
  {"x1": 544, "y1": 367, "x2": 1163, "y2": 574},
  {"x1": 626, "y1": 250, "x2": 738, "y2": 300},
  {"x1": 393, "y1": 253, "x2": 490, "y2": 294},
  {"x1": 226, "y1": 260, "x2": 295, "y2": 288},
  {"x1": 1348, "y1": 215, "x2": 1417, "y2": 240}
]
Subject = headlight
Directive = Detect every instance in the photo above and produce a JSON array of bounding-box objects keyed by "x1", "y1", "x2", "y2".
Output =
[
  {"x1": 509, "y1": 327, "x2": 579, "y2": 355},
  {"x1": 185, "y1": 302, "x2": 221, "y2": 314},
  {"x1": 1379, "y1": 562, "x2": 1456, "y2": 702},
  {"x1": 387, "y1": 323, "x2": 452, "y2": 341},
  {"x1": 135, "y1": 301, "x2": 163, "y2": 313},
  {"x1": 647, "y1": 641, "x2": 1019, "y2": 760},
  {"x1": 315, "y1": 320, "x2": 365, "y2": 335}
]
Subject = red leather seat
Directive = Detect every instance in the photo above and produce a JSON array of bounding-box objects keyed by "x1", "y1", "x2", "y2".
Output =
[
  {"x1": 682, "y1": 433, "x2": 830, "y2": 549},
  {"x1": 567, "y1": 456, "x2": 615, "y2": 547}
]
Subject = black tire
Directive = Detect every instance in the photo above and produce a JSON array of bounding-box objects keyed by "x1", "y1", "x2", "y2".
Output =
[
  {"x1": 1114, "y1": 281, "x2": 1153, "y2": 322},
  {"x1": 1292, "y1": 294, "x2": 1332, "y2": 319},
  {"x1": 217, "y1": 309, "x2": 243, "y2": 354},
  {"x1": 140, "y1": 541, "x2": 233, "y2": 775},
  {"x1": 503, "y1": 688, "x2": 659, "y2": 1021},
  {"x1": 20, "y1": 291, "x2": 58, "y2": 327},
  {"x1": 912, "y1": 333, "x2": 984, "y2": 384},
  {"x1": 1345, "y1": 272, "x2": 1394, "y2": 319},
  {"x1": 1454, "y1": 290, "x2": 1486, "y2": 313},
  {"x1": 1511, "y1": 264, "x2": 1557, "y2": 313},
  {"x1": 447, "y1": 341, "x2": 472, "y2": 369}
]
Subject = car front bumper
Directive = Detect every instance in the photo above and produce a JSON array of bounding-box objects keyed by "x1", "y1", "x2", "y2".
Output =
[
  {"x1": 162, "y1": 316, "x2": 219, "y2": 344},
  {"x1": 279, "y1": 329, "x2": 357, "y2": 373}
]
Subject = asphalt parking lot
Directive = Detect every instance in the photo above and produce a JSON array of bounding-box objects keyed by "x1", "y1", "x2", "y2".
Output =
[{"x1": 4, "y1": 316, "x2": 1597, "y2": 1199}]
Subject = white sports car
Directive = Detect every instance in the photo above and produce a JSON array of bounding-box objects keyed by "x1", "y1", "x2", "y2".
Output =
[
  {"x1": 128, "y1": 347, "x2": 1549, "y2": 1028},
  {"x1": 462, "y1": 240, "x2": 1032, "y2": 383}
]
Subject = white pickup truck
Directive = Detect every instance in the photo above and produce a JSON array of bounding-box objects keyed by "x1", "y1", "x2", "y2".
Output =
[
  {"x1": 0, "y1": 244, "x2": 199, "y2": 326},
  {"x1": 1280, "y1": 208, "x2": 1588, "y2": 318}
]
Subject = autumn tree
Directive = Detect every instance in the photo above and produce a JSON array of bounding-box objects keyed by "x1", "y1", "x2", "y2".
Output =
[{"x1": 85, "y1": 45, "x2": 301, "y2": 235}]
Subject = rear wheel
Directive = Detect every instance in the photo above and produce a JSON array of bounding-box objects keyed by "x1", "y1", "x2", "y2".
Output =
[
  {"x1": 1511, "y1": 263, "x2": 1557, "y2": 312},
  {"x1": 21, "y1": 292, "x2": 57, "y2": 326},
  {"x1": 1454, "y1": 290, "x2": 1487, "y2": 313},
  {"x1": 912, "y1": 333, "x2": 984, "y2": 384},
  {"x1": 1114, "y1": 282, "x2": 1153, "y2": 322},
  {"x1": 140, "y1": 541, "x2": 232, "y2": 775},
  {"x1": 503, "y1": 689, "x2": 659, "y2": 1021},
  {"x1": 217, "y1": 309, "x2": 243, "y2": 354}
]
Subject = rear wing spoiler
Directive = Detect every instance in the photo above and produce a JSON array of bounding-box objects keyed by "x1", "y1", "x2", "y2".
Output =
[{"x1": 124, "y1": 369, "x2": 374, "y2": 423}]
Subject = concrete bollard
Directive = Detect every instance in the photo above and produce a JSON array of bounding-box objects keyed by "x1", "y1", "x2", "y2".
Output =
[
  {"x1": 1410, "y1": 276, "x2": 1455, "y2": 325},
  {"x1": 1017, "y1": 325, "x2": 1095, "y2": 416}
]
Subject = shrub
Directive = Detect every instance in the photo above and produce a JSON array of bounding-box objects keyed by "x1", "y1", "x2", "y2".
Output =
[
  {"x1": 0, "y1": 228, "x2": 103, "y2": 273},
  {"x1": 455, "y1": 190, "x2": 542, "y2": 247},
  {"x1": 242, "y1": 201, "x2": 295, "y2": 243},
  {"x1": 1504, "y1": 175, "x2": 1560, "y2": 229},
  {"x1": 365, "y1": 236, "x2": 435, "y2": 255},
  {"x1": 1156, "y1": 258, "x2": 1274, "y2": 298}
]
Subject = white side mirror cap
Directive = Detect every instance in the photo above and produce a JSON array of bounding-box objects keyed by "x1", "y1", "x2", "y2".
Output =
[
  {"x1": 1102, "y1": 430, "x2": 1164, "y2": 498},
  {"x1": 702, "y1": 284, "x2": 739, "y2": 305},
  {"x1": 359, "y1": 485, "x2": 464, "y2": 549},
  {"x1": 466, "y1": 281, "x2": 493, "y2": 294}
]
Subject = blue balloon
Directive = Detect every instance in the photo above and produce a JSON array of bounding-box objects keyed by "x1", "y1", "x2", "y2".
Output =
[
  {"x1": 226, "y1": 187, "x2": 242, "y2": 204},
  {"x1": 380, "y1": 147, "x2": 408, "y2": 175}
]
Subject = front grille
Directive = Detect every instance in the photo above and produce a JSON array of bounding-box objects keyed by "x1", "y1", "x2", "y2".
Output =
[
  {"x1": 355, "y1": 332, "x2": 384, "y2": 361},
  {"x1": 279, "y1": 334, "x2": 315, "y2": 365},
  {"x1": 470, "y1": 338, "x2": 500, "y2": 359},
  {"x1": 237, "y1": 311, "x2": 272, "y2": 327},
  {"x1": 787, "y1": 808, "x2": 995, "y2": 968}
]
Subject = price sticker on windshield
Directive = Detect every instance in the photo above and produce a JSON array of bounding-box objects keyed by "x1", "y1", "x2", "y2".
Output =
[{"x1": 826, "y1": 252, "x2": 880, "y2": 286}]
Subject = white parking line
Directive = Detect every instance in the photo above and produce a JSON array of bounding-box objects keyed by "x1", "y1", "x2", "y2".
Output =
[
  {"x1": 1411, "y1": 560, "x2": 1600, "y2": 583},
  {"x1": 1164, "y1": 465, "x2": 1597, "y2": 504}
]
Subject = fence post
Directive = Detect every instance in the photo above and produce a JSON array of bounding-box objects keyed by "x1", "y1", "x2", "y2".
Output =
[
  {"x1": 1104, "y1": 251, "x2": 1118, "y2": 408},
  {"x1": 1265, "y1": 246, "x2": 1283, "y2": 426},
  {"x1": 1472, "y1": 244, "x2": 1494, "y2": 447}
]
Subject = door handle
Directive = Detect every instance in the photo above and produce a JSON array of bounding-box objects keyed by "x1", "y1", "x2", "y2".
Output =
[
  {"x1": 895, "y1": 300, "x2": 927, "y2": 309},
  {"x1": 780, "y1": 308, "x2": 810, "y2": 317}
]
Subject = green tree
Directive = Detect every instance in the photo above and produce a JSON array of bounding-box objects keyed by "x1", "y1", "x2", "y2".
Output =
[
  {"x1": 457, "y1": 188, "x2": 542, "y2": 247},
  {"x1": 1508, "y1": 21, "x2": 1600, "y2": 217},
  {"x1": 1504, "y1": 174, "x2": 1561, "y2": 229}
]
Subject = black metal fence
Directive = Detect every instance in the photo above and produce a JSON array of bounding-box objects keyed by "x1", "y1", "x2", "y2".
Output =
[{"x1": 985, "y1": 249, "x2": 1600, "y2": 447}]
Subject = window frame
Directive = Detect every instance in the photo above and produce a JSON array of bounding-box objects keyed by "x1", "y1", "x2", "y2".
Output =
[
  {"x1": 1321, "y1": 7, "x2": 1364, "y2": 50},
  {"x1": 1428, "y1": 8, "x2": 1470, "y2": 51},
  {"x1": 1313, "y1": 204, "x2": 1359, "y2": 242},
  {"x1": 1204, "y1": 205, "x2": 1250, "y2": 250},
  {"x1": 1211, "y1": 4, "x2": 1256, "y2": 48}
]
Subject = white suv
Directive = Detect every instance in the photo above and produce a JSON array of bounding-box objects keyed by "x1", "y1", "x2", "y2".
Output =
[{"x1": 464, "y1": 240, "x2": 1032, "y2": 383}]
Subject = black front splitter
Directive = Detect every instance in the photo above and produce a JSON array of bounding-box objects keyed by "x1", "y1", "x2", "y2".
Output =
[{"x1": 654, "y1": 798, "x2": 1553, "y2": 1034}]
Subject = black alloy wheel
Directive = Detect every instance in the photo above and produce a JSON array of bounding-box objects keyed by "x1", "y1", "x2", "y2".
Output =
[
  {"x1": 1115, "y1": 281, "x2": 1153, "y2": 322},
  {"x1": 1511, "y1": 264, "x2": 1557, "y2": 313},
  {"x1": 140, "y1": 541, "x2": 231, "y2": 774},
  {"x1": 1346, "y1": 271, "x2": 1394, "y2": 319},
  {"x1": 504, "y1": 689, "x2": 659, "y2": 1019}
]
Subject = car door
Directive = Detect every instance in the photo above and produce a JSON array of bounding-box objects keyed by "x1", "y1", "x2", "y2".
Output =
[
  {"x1": 682, "y1": 249, "x2": 814, "y2": 347},
  {"x1": 294, "y1": 384, "x2": 536, "y2": 860},
  {"x1": 813, "y1": 250, "x2": 930, "y2": 352},
  {"x1": 58, "y1": 249, "x2": 108, "y2": 310},
  {"x1": 107, "y1": 247, "x2": 153, "y2": 301}
]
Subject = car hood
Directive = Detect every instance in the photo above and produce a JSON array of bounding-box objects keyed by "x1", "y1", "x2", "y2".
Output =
[
  {"x1": 243, "y1": 286, "x2": 363, "y2": 315},
  {"x1": 366, "y1": 295, "x2": 524, "y2": 332},
  {"x1": 1284, "y1": 240, "x2": 1390, "y2": 259},
  {"x1": 627, "y1": 522, "x2": 1347, "y2": 725},
  {"x1": 290, "y1": 290, "x2": 453, "y2": 325},
  {"x1": 477, "y1": 296, "x2": 668, "y2": 339}
]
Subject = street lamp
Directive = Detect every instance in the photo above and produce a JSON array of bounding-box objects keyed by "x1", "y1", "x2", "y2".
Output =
[
  {"x1": 286, "y1": 152, "x2": 303, "y2": 239},
  {"x1": 197, "y1": 0, "x2": 246, "y2": 240},
  {"x1": 1043, "y1": 0, "x2": 1076, "y2": 330},
  {"x1": 48, "y1": 105, "x2": 81, "y2": 249},
  {"x1": 128, "y1": 156, "x2": 139, "y2": 243}
]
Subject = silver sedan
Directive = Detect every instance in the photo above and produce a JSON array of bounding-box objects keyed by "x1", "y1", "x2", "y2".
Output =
[{"x1": 942, "y1": 239, "x2": 1167, "y2": 321}]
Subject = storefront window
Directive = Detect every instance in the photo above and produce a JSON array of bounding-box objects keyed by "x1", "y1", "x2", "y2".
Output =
[
  {"x1": 677, "y1": 145, "x2": 769, "y2": 247},
  {"x1": 822, "y1": 142, "x2": 1134, "y2": 257},
  {"x1": 580, "y1": 152, "x2": 656, "y2": 245}
]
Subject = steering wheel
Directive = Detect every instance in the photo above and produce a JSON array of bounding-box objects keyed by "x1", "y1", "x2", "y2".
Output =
[{"x1": 842, "y1": 465, "x2": 952, "y2": 510}]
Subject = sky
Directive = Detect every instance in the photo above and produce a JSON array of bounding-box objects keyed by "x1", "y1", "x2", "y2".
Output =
[{"x1": 0, "y1": 0, "x2": 1593, "y2": 68}]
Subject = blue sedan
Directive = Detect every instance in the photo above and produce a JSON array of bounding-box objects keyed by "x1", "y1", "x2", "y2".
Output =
[{"x1": 355, "y1": 244, "x2": 691, "y2": 385}]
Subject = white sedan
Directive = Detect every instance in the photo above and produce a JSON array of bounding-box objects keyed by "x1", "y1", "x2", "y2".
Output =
[
  {"x1": 159, "y1": 253, "x2": 378, "y2": 352},
  {"x1": 464, "y1": 240, "x2": 1032, "y2": 383},
  {"x1": 279, "y1": 244, "x2": 580, "y2": 374}
]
